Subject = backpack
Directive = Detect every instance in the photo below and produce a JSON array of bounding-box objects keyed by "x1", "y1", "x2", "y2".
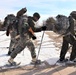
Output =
[
  {"x1": 54, "y1": 14, "x2": 70, "y2": 34},
  {"x1": 3, "y1": 14, "x2": 16, "y2": 29},
  {"x1": 18, "y1": 15, "x2": 30, "y2": 35}
]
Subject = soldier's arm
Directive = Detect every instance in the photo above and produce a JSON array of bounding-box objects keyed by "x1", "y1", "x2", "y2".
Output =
[
  {"x1": 28, "y1": 18, "x2": 42, "y2": 32},
  {"x1": 16, "y1": 7, "x2": 27, "y2": 18},
  {"x1": 69, "y1": 16, "x2": 75, "y2": 35},
  {"x1": 6, "y1": 25, "x2": 12, "y2": 36}
]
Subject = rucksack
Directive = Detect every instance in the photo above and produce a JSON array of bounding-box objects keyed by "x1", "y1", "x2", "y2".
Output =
[
  {"x1": 3, "y1": 14, "x2": 16, "y2": 30},
  {"x1": 54, "y1": 14, "x2": 70, "y2": 34},
  {"x1": 18, "y1": 15, "x2": 30, "y2": 34}
]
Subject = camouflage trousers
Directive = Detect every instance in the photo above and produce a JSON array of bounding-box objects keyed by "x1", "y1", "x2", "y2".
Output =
[
  {"x1": 10, "y1": 36, "x2": 36, "y2": 59},
  {"x1": 9, "y1": 39, "x2": 15, "y2": 52},
  {"x1": 60, "y1": 34, "x2": 76, "y2": 61},
  {"x1": 9, "y1": 30, "x2": 18, "y2": 52},
  {"x1": 9, "y1": 38, "x2": 19, "y2": 52}
]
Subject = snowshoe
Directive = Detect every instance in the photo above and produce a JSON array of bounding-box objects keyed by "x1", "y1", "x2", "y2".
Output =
[
  {"x1": 8, "y1": 58, "x2": 21, "y2": 66},
  {"x1": 8, "y1": 61, "x2": 21, "y2": 66},
  {"x1": 56, "y1": 58, "x2": 68, "y2": 66},
  {"x1": 74, "y1": 58, "x2": 76, "y2": 62},
  {"x1": 65, "y1": 60, "x2": 76, "y2": 66},
  {"x1": 57, "y1": 58, "x2": 68, "y2": 63},
  {"x1": 2, "y1": 62, "x2": 21, "y2": 69},
  {"x1": 9, "y1": 62, "x2": 21, "y2": 66},
  {"x1": 30, "y1": 59, "x2": 41, "y2": 65}
]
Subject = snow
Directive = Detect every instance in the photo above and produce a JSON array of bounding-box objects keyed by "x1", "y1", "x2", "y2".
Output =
[{"x1": 0, "y1": 31, "x2": 69, "y2": 68}]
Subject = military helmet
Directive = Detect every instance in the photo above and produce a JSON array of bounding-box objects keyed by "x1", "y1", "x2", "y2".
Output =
[
  {"x1": 33, "y1": 12, "x2": 40, "y2": 19},
  {"x1": 70, "y1": 11, "x2": 76, "y2": 19}
]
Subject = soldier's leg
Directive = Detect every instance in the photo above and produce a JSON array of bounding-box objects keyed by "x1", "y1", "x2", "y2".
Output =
[
  {"x1": 8, "y1": 44, "x2": 25, "y2": 65},
  {"x1": 65, "y1": 35, "x2": 76, "y2": 64},
  {"x1": 69, "y1": 35, "x2": 76, "y2": 61},
  {"x1": 26, "y1": 40, "x2": 41, "y2": 64},
  {"x1": 8, "y1": 36, "x2": 27, "y2": 65},
  {"x1": 8, "y1": 40, "x2": 15, "y2": 55},
  {"x1": 70, "y1": 42, "x2": 76, "y2": 61},
  {"x1": 26, "y1": 40, "x2": 36, "y2": 58},
  {"x1": 59, "y1": 36, "x2": 69, "y2": 61},
  {"x1": 11, "y1": 46, "x2": 25, "y2": 58}
]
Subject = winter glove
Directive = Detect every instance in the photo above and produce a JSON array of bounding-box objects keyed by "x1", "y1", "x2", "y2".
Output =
[
  {"x1": 6, "y1": 26, "x2": 10, "y2": 36},
  {"x1": 74, "y1": 34, "x2": 76, "y2": 38},
  {"x1": 6, "y1": 30, "x2": 9, "y2": 36},
  {"x1": 32, "y1": 35, "x2": 37, "y2": 40},
  {"x1": 41, "y1": 26, "x2": 47, "y2": 31}
]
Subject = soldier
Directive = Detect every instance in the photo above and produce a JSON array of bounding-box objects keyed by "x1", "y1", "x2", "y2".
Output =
[
  {"x1": 8, "y1": 12, "x2": 46, "y2": 65},
  {"x1": 7, "y1": 7, "x2": 27, "y2": 55},
  {"x1": 6, "y1": 21, "x2": 18, "y2": 55},
  {"x1": 57, "y1": 12, "x2": 76, "y2": 64},
  {"x1": 3, "y1": 14, "x2": 18, "y2": 56}
]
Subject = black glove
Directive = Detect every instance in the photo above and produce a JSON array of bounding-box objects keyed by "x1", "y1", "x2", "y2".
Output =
[
  {"x1": 32, "y1": 35, "x2": 37, "y2": 40},
  {"x1": 42, "y1": 26, "x2": 46, "y2": 31},
  {"x1": 6, "y1": 30, "x2": 9, "y2": 36},
  {"x1": 75, "y1": 35, "x2": 76, "y2": 37},
  {"x1": 6, "y1": 27, "x2": 10, "y2": 36}
]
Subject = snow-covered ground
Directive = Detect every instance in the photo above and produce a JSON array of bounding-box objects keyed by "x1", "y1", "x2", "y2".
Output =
[{"x1": 0, "y1": 31, "x2": 70, "y2": 68}]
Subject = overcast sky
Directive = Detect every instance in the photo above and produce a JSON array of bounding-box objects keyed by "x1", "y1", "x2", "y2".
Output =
[{"x1": 0, "y1": 0, "x2": 76, "y2": 23}]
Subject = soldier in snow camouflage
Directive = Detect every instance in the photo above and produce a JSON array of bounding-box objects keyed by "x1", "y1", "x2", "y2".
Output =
[
  {"x1": 5, "y1": 8, "x2": 27, "y2": 55},
  {"x1": 56, "y1": 13, "x2": 76, "y2": 64},
  {"x1": 4, "y1": 14, "x2": 19, "y2": 55},
  {"x1": 8, "y1": 11, "x2": 46, "y2": 65}
]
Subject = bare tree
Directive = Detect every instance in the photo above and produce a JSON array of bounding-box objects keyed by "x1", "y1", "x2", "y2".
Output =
[{"x1": 45, "y1": 17, "x2": 56, "y2": 30}]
